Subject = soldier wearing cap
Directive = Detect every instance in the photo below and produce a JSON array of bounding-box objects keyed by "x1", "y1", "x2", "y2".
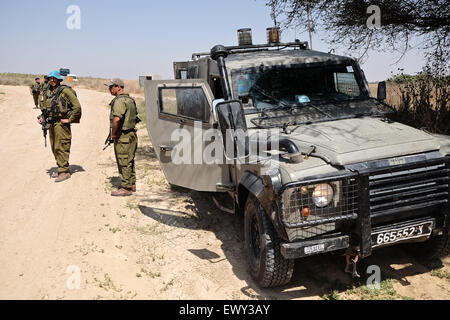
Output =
[
  {"x1": 106, "y1": 78, "x2": 139, "y2": 197},
  {"x1": 38, "y1": 70, "x2": 82, "y2": 182},
  {"x1": 29, "y1": 77, "x2": 41, "y2": 109}
]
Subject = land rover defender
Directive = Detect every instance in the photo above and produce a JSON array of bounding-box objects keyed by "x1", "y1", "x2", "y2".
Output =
[{"x1": 140, "y1": 28, "x2": 450, "y2": 287}]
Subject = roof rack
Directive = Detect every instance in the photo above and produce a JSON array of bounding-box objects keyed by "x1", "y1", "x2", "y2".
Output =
[{"x1": 191, "y1": 41, "x2": 309, "y2": 60}]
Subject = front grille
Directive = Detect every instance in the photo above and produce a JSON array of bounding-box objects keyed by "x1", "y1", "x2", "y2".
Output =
[
  {"x1": 369, "y1": 162, "x2": 449, "y2": 218},
  {"x1": 281, "y1": 175, "x2": 358, "y2": 240}
]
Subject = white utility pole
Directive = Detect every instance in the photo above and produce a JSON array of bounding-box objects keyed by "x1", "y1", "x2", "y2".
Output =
[{"x1": 307, "y1": 2, "x2": 313, "y2": 49}]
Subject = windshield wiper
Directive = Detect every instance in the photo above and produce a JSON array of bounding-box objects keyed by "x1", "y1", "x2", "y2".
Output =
[
  {"x1": 353, "y1": 112, "x2": 373, "y2": 118},
  {"x1": 318, "y1": 95, "x2": 370, "y2": 104},
  {"x1": 251, "y1": 85, "x2": 294, "y2": 110},
  {"x1": 347, "y1": 96, "x2": 370, "y2": 101},
  {"x1": 290, "y1": 102, "x2": 333, "y2": 118},
  {"x1": 353, "y1": 111, "x2": 393, "y2": 119}
]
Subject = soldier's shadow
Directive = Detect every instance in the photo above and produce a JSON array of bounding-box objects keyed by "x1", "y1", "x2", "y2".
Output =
[
  {"x1": 108, "y1": 176, "x2": 122, "y2": 188},
  {"x1": 46, "y1": 165, "x2": 85, "y2": 177}
]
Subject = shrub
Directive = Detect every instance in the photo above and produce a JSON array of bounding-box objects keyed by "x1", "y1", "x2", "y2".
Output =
[{"x1": 388, "y1": 57, "x2": 450, "y2": 135}]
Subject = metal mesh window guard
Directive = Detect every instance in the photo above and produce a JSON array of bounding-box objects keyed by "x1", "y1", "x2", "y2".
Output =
[{"x1": 281, "y1": 175, "x2": 358, "y2": 239}]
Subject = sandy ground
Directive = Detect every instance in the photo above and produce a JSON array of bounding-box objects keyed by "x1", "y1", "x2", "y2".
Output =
[{"x1": 0, "y1": 85, "x2": 448, "y2": 300}]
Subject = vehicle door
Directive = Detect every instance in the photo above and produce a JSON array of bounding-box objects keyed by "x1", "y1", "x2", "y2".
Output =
[{"x1": 142, "y1": 79, "x2": 231, "y2": 192}]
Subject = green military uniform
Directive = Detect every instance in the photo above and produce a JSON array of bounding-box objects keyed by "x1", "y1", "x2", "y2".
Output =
[
  {"x1": 30, "y1": 82, "x2": 41, "y2": 107},
  {"x1": 110, "y1": 94, "x2": 138, "y2": 189},
  {"x1": 42, "y1": 85, "x2": 82, "y2": 173},
  {"x1": 40, "y1": 82, "x2": 51, "y2": 110}
]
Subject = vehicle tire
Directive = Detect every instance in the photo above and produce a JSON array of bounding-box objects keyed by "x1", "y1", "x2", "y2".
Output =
[
  {"x1": 244, "y1": 195, "x2": 294, "y2": 287},
  {"x1": 406, "y1": 227, "x2": 450, "y2": 260}
]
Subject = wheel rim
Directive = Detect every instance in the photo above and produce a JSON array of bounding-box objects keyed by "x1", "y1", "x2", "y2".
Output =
[{"x1": 249, "y1": 214, "x2": 261, "y2": 267}]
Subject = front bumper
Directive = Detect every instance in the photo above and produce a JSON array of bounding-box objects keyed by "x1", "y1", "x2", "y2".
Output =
[
  {"x1": 281, "y1": 235, "x2": 349, "y2": 259},
  {"x1": 281, "y1": 217, "x2": 441, "y2": 259}
]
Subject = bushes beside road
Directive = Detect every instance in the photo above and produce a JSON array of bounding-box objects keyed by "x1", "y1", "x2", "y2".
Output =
[{"x1": 0, "y1": 73, "x2": 143, "y2": 95}]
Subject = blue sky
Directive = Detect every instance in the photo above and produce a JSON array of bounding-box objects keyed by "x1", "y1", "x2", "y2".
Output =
[{"x1": 0, "y1": 0, "x2": 426, "y2": 82}]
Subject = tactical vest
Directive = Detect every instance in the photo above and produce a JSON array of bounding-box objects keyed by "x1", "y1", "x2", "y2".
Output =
[
  {"x1": 41, "y1": 83, "x2": 50, "y2": 101},
  {"x1": 31, "y1": 83, "x2": 41, "y2": 94},
  {"x1": 43, "y1": 87, "x2": 54, "y2": 109},
  {"x1": 109, "y1": 94, "x2": 139, "y2": 131},
  {"x1": 48, "y1": 85, "x2": 77, "y2": 120},
  {"x1": 41, "y1": 83, "x2": 50, "y2": 94}
]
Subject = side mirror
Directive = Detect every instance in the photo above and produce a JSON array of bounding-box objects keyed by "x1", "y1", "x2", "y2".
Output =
[
  {"x1": 212, "y1": 98, "x2": 225, "y2": 122},
  {"x1": 377, "y1": 81, "x2": 387, "y2": 100},
  {"x1": 216, "y1": 100, "x2": 249, "y2": 160}
]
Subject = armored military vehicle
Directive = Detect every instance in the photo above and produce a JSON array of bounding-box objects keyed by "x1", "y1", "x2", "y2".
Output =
[{"x1": 140, "y1": 28, "x2": 450, "y2": 287}]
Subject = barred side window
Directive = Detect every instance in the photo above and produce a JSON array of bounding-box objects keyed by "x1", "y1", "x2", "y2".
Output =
[{"x1": 159, "y1": 87, "x2": 210, "y2": 122}]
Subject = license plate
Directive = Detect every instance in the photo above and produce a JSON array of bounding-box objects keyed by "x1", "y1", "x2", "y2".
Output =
[{"x1": 372, "y1": 221, "x2": 433, "y2": 248}]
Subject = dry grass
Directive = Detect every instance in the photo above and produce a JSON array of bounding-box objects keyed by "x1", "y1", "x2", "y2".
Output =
[
  {"x1": 430, "y1": 268, "x2": 450, "y2": 280},
  {"x1": 369, "y1": 82, "x2": 444, "y2": 108},
  {"x1": 370, "y1": 80, "x2": 449, "y2": 134},
  {"x1": 0, "y1": 73, "x2": 143, "y2": 95},
  {"x1": 369, "y1": 82, "x2": 403, "y2": 106},
  {"x1": 0, "y1": 73, "x2": 41, "y2": 87},
  {"x1": 71, "y1": 77, "x2": 143, "y2": 95}
]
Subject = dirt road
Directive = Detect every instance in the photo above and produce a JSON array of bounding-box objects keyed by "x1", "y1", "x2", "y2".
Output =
[{"x1": 0, "y1": 85, "x2": 448, "y2": 300}]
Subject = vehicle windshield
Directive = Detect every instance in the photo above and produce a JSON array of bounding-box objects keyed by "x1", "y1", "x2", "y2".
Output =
[
  {"x1": 233, "y1": 63, "x2": 370, "y2": 107},
  {"x1": 231, "y1": 63, "x2": 391, "y2": 127}
]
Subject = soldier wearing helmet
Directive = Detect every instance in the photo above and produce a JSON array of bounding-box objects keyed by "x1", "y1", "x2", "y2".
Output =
[{"x1": 38, "y1": 70, "x2": 82, "y2": 182}]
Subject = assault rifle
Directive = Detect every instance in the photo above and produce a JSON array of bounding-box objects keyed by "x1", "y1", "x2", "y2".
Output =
[
  {"x1": 41, "y1": 110, "x2": 48, "y2": 148},
  {"x1": 103, "y1": 132, "x2": 113, "y2": 151}
]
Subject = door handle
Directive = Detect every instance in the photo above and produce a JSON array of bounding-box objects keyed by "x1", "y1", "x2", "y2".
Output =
[{"x1": 160, "y1": 145, "x2": 174, "y2": 152}]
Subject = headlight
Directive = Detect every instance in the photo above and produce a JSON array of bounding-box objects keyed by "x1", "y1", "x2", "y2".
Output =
[{"x1": 313, "y1": 183, "x2": 334, "y2": 208}]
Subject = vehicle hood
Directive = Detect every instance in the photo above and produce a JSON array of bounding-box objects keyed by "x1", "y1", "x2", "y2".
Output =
[{"x1": 285, "y1": 117, "x2": 440, "y2": 165}]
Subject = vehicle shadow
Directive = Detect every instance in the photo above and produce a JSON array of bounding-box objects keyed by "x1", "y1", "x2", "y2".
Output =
[
  {"x1": 360, "y1": 245, "x2": 444, "y2": 287},
  {"x1": 138, "y1": 190, "x2": 442, "y2": 299},
  {"x1": 46, "y1": 165, "x2": 85, "y2": 178}
]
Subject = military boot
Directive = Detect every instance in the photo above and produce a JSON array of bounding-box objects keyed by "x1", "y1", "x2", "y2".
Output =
[
  {"x1": 55, "y1": 172, "x2": 71, "y2": 183},
  {"x1": 120, "y1": 184, "x2": 136, "y2": 192},
  {"x1": 111, "y1": 187, "x2": 133, "y2": 197}
]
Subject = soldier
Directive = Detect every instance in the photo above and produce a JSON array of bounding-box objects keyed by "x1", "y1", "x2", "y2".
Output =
[
  {"x1": 29, "y1": 77, "x2": 41, "y2": 109},
  {"x1": 40, "y1": 76, "x2": 50, "y2": 110},
  {"x1": 106, "y1": 79, "x2": 138, "y2": 197},
  {"x1": 38, "y1": 70, "x2": 82, "y2": 182}
]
